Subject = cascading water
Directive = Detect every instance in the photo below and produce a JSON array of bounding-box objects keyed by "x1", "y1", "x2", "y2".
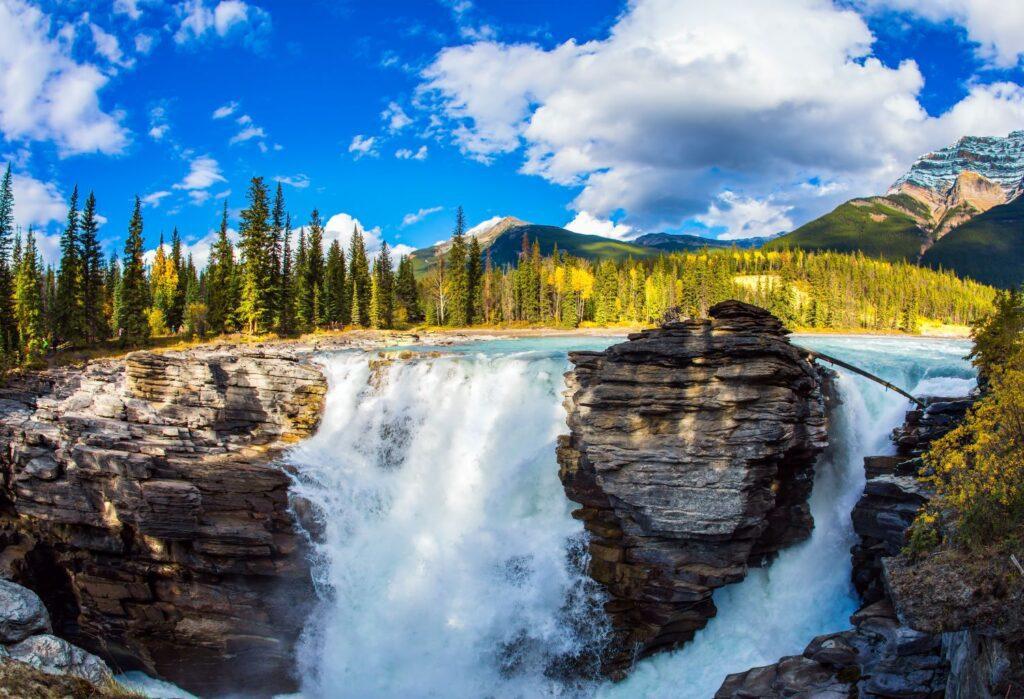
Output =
[{"x1": 284, "y1": 336, "x2": 973, "y2": 699}]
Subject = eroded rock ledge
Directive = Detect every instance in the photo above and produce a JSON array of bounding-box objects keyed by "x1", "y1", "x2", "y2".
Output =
[
  {"x1": 0, "y1": 345, "x2": 329, "y2": 696},
  {"x1": 557, "y1": 300, "x2": 830, "y2": 675}
]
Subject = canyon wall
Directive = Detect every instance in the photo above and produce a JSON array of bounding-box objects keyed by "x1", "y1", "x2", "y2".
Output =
[
  {"x1": 0, "y1": 346, "x2": 327, "y2": 696},
  {"x1": 557, "y1": 300, "x2": 830, "y2": 675}
]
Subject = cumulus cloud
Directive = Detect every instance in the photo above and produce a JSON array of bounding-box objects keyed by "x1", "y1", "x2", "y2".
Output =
[
  {"x1": 382, "y1": 101, "x2": 412, "y2": 132},
  {"x1": 564, "y1": 211, "x2": 633, "y2": 241},
  {"x1": 273, "y1": 174, "x2": 311, "y2": 189},
  {"x1": 174, "y1": 0, "x2": 270, "y2": 46},
  {"x1": 419, "y1": 0, "x2": 1024, "y2": 237},
  {"x1": 395, "y1": 145, "x2": 429, "y2": 160},
  {"x1": 0, "y1": 0, "x2": 128, "y2": 155},
  {"x1": 401, "y1": 205, "x2": 443, "y2": 227},
  {"x1": 88, "y1": 19, "x2": 134, "y2": 69},
  {"x1": 174, "y1": 155, "x2": 225, "y2": 193},
  {"x1": 697, "y1": 192, "x2": 794, "y2": 240},
  {"x1": 212, "y1": 101, "x2": 238, "y2": 119},
  {"x1": 147, "y1": 104, "x2": 169, "y2": 140},
  {"x1": 141, "y1": 190, "x2": 172, "y2": 207},
  {"x1": 862, "y1": 0, "x2": 1024, "y2": 67},
  {"x1": 348, "y1": 134, "x2": 378, "y2": 159},
  {"x1": 8, "y1": 169, "x2": 66, "y2": 231}
]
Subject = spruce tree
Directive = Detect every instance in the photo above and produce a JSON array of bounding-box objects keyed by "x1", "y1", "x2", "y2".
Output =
[
  {"x1": 14, "y1": 228, "x2": 45, "y2": 365},
  {"x1": 447, "y1": 207, "x2": 468, "y2": 326},
  {"x1": 372, "y1": 241, "x2": 395, "y2": 328},
  {"x1": 395, "y1": 255, "x2": 421, "y2": 323},
  {"x1": 206, "y1": 202, "x2": 236, "y2": 334},
  {"x1": 237, "y1": 177, "x2": 274, "y2": 333},
  {"x1": 304, "y1": 210, "x2": 325, "y2": 326},
  {"x1": 277, "y1": 215, "x2": 297, "y2": 336},
  {"x1": 324, "y1": 239, "x2": 346, "y2": 326},
  {"x1": 79, "y1": 192, "x2": 107, "y2": 343},
  {"x1": 0, "y1": 164, "x2": 15, "y2": 354},
  {"x1": 467, "y1": 235, "x2": 483, "y2": 324},
  {"x1": 348, "y1": 225, "x2": 371, "y2": 326},
  {"x1": 294, "y1": 228, "x2": 311, "y2": 330},
  {"x1": 54, "y1": 186, "x2": 85, "y2": 345},
  {"x1": 168, "y1": 228, "x2": 187, "y2": 331},
  {"x1": 369, "y1": 258, "x2": 382, "y2": 329},
  {"x1": 117, "y1": 197, "x2": 150, "y2": 347},
  {"x1": 269, "y1": 183, "x2": 285, "y2": 325}
]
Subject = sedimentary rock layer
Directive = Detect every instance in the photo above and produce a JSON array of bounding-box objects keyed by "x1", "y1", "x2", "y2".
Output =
[
  {"x1": 0, "y1": 346, "x2": 328, "y2": 696},
  {"x1": 557, "y1": 300, "x2": 829, "y2": 674}
]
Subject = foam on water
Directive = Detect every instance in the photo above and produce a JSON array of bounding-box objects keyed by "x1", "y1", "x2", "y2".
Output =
[{"x1": 281, "y1": 335, "x2": 972, "y2": 699}]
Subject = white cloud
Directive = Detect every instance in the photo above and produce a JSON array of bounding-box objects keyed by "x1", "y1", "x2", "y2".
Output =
[
  {"x1": 212, "y1": 101, "x2": 238, "y2": 119},
  {"x1": 862, "y1": 0, "x2": 1024, "y2": 67},
  {"x1": 382, "y1": 101, "x2": 413, "y2": 132},
  {"x1": 419, "y1": 0, "x2": 1024, "y2": 237},
  {"x1": 174, "y1": 0, "x2": 269, "y2": 45},
  {"x1": 134, "y1": 33, "x2": 155, "y2": 54},
  {"x1": 0, "y1": 0, "x2": 128, "y2": 155},
  {"x1": 228, "y1": 112, "x2": 270, "y2": 149},
  {"x1": 466, "y1": 215, "x2": 504, "y2": 238},
  {"x1": 273, "y1": 174, "x2": 310, "y2": 189},
  {"x1": 401, "y1": 205, "x2": 443, "y2": 227},
  {"x1": 348, "y1": 134, "x2": 378, "y2": 159},
  {"x1": 174, "y1": 155, "x2": 225, "y2": 191},
  {"x1": 147, "y1": 104, "x2": 169, "y2": 140},
  {"x1": 564, "y1": 211, "x2": 633, "y2": 240},
  {"x1": 395, "y1": 145, "x2": 429, "y2": 160},
  {"x1": 88, "y1": 20, "x2": 134, "y2": 68},
  {"x1": 697, "y1": 192, "x2": 794, "y2": 240},
  {"x1": 114, "y1": 0, "x2": 142, "y2": 20},
  {"x1": 323, "y1": 213, "x2": 385, "y2": 256},
  {"x1": 230, "y1": 124, "x2": 265, "y2": 144},
  {"x1": 141, "y1": 190, "x2": 172, "y2": 207},
  {"x1": 8, "y1": 169, "x2": 66, "y2": 231}
]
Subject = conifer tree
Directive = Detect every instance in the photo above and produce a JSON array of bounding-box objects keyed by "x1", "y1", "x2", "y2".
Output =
[
  {"x1": 304, "y1": 210, "x2": 325, "y2": 326},
  {"x1": 447, "y1": 207, "x2": 468, "y2": 326},
  {"x1": 369, "y1": 258, "x2": 382, "y2": 329},
  {"x1": 79, "y1": 192, "x2": 107, "y2": 342},
  {"x1": 277, "y1": 214, "x2": 297, "y2": 336},
  {"x1": 238, "y1": 177, "x2": 275, "y2": 333},
  {"x1": 106, "y1": 254, "x2": 120, "y2": 335},
  {"x1": 168, "y1": 228, "x2": 187, "y2": 331},
  {"x1": 14, "y1": 228, "x2": 45, "y2": 365},
  {"x1": 117, "y1": 197, "x2": 150, "y2": 347},
  {"x1": 269, "y1": 183, "x2": 285, "y2": 325},
  {"x1": 324, "y1": 239, "x2": 346, "y2": 325},
  {"x1": 206, "y1": 202, "x2": 237, "y2": 334},
  {"x1": 0, "y1": 164, "x2": 15, "y2": 355},
  {"x1": 467, "y1": 235, "x2": 483, "y2": 324},
  {"x1": 294, "y1": 228, "x2": 311, "y2": 330},
  {"x1": 395, "y1": 255, "x2": 421, "y2": 323},
  {"x1": 371, "y1": 241, "x2": 394, "y2": 328},
  {"x1": 54, "y1": 186, "x2": 85, "y2": 345},
  {"x1": 150, "y1": 234, "x2": 178, "y2": 332},
  {"x1": 348, "y1": 225, "x2": 371, "y2": 326}
]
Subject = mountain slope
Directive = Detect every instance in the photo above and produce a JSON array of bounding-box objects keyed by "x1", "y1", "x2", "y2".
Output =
[
  {"x1": 634, "y1": 232, "x2": 770, "y2": 251},
  {"x1": 922, "y1": 195, "x2": 1024, "y2": 288},
  {"x1": 765, "y1": 198, "x2": 926, "y2": 261}
]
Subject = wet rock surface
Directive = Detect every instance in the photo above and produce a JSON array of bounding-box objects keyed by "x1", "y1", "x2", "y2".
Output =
[
  {"x1": 557, "y1": 301, "x2": 830, "y2": 675},
  {"x1": 0, "y1": 345, "x2": 330, "y2": 696}
]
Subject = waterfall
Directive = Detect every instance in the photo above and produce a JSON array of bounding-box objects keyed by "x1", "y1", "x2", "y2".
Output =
[{"x1": 286, "y1": 337, "x2": 973, "y2": 699}]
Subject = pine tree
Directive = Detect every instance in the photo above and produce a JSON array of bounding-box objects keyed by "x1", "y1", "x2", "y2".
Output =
[
  {"x1": 294, "y1": 228, "x2": 311, "y2": 330},
  {"x1": 237, "y1": 177, "x2": 275, "y2": 333},
  {"x1": 54, "y1": 186, "x2": 85, "y2": 345},
  {"x1": 395, "y1": 255, "x2": 421, "y2": 323},
  {"x1": 206, "y1": 202, "x2": 237, "y2": 334},
  {"x1": 447, "y1": 207, "x2": 468, "y2": 326},
  {"x1": 117, "y1": 197, "x2": 150, "y2": 347},
  {"x1": 168, "y1": 228, "x2": 187, "y2": 331},
  {"x1": 467, "y1": 235, "x2": 483, "y2": 324},
  {"x1": 371, "y1": 241, "x2": 395, "y2": 328},
  {"x1": 324, "y1": 239, "x2": 346, "y2": 326},
  {"x1": 304, "y1": 210, "x2": 325, "y2": 326},
  {"x1": 105, "y1": 253, "x2": 120, "y2": 333},
  {"x1": 348, "y1": 225, "x2": 371, "y2": 326},
  {"x1": 269, "y1": 183, "x2": 285, "y2": 325},
  {"x1": 277, "y1": 215, "x2": 297, "y2": 336},
  {"x1": 0, "y1": 164, "x2": 15, "y2": 355},
  {"x1": 14, "y1": 228, "x2": 45, "y2": 365},
  {"x1": 79, "y1": 192, "x2": 107, "y2": 343}
]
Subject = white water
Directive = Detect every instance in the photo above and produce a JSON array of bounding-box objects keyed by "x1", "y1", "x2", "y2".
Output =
[{"x1": 282, "y1": 336, "x2": 972, "y2": 699}]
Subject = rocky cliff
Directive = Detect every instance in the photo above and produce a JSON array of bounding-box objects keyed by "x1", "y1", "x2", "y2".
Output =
[
  {"x1": 0, "y1": 345, "x2": 328, "y2": 696},
  {"x1": 557, "y1": 300, "x2": 830, "y2": 675}
]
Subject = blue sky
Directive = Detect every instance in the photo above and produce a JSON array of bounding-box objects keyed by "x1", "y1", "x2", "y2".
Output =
[{"x1": 1, "y1": 0, "x2": 1023, "y2": 267}]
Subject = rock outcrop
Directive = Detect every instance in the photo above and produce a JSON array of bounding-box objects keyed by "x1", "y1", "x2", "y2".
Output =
[
  {"x1": 0, "y1": 345, "x2": 329, "y2": 696},
  {"x1": 557, "y1": 301, "x2": 830, "y2": 675}
]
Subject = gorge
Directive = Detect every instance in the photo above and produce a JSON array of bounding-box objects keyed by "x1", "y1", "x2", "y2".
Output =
[{"x1": 0, "y1": 316, "x2": 989, "y2": 698}]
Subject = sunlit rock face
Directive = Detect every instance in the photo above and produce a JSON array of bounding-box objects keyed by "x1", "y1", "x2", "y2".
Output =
[
  {"x1": 557, "y1": 300, "x2": 830, "y2": 676},
  {"x1": 0, "y1": 347, "x2": 327, "y2": 697},
  {"x1": 891, "y1": 131, "x2": 1024, "y2": 197}
]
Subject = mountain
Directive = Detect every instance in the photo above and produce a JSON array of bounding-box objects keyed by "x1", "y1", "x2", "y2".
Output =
[
  {"x1": 633, "y1": 232, "x2": 772, "y2": 251},
  {"x1": 767, "y1": 131, "x2": 1024, "y2": 286}
]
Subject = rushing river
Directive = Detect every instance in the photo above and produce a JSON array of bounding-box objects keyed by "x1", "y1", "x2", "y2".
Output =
[{"x1": 120, "y1": 335, "x2": 975, "y2": 699}]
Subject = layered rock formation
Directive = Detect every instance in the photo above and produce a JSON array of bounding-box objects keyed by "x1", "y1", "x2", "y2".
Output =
[
  {"x1": 557, "y1": 301, "x2": 830, "y2": 675},
  {"x1": 0, "y1": 346, "x2": 328, "y2": 696}
]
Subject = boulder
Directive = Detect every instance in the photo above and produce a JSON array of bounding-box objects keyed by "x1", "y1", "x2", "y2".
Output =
[
  {"x1": 0, "y1": 579, "x2": 51, "y2": 643},
  {"x1": 7, "y1": 634, "x2": 111, "y2": 685}
]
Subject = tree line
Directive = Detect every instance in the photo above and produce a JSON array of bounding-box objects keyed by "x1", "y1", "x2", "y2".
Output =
[{"x1": 0, "y1": 172, "x2": 422, "y2": 370}]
